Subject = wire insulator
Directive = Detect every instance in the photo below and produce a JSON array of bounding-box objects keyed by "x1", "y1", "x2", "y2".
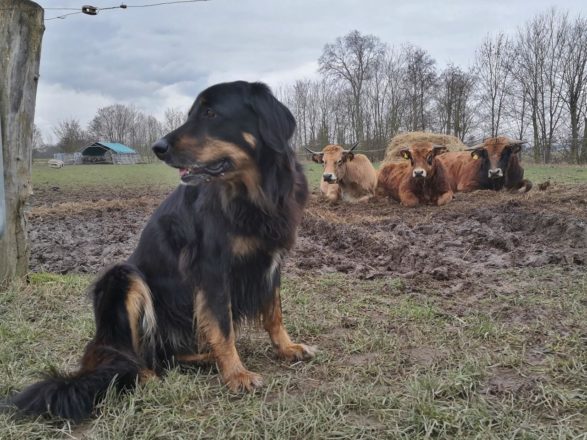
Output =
[{"x1": 81, "y1": 5, "x2": 98, "y2": 15}]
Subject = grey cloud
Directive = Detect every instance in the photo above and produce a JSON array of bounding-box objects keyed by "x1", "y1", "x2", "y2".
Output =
[{"x1": 36, "y1": 0, "x2": 587, "y2": 137}]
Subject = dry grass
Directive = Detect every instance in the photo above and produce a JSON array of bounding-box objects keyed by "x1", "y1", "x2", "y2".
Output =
[
  {"x1": 383, "y1": 132, "x2": 466, "y2": 163},
  {"x1": 0, "y1": 269, "x2": 585, "y2": 439}
]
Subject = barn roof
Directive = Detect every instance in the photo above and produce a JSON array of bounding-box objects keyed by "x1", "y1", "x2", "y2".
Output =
[{"x1": 93, "y1": 142, "x2": 136, "y2": 154}]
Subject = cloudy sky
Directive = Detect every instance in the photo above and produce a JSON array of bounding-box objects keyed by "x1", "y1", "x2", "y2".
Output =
[{"x1": 35, "y1": 0, "x2": 587, "y2": 141}]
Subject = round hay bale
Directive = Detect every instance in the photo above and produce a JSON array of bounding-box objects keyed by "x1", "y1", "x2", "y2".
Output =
[{"x1": 383, "y1": 132, "x2": 466, "y2": 163}]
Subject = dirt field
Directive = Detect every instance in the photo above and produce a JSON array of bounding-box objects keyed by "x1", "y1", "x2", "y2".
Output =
[{"x1": 28, "y1": 182, "x2": 587, "y2": 283}]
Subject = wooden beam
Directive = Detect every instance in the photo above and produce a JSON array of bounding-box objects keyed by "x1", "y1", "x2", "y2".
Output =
[{"x1": 0, "y1": 0, "x2": 44, "y2": 284}]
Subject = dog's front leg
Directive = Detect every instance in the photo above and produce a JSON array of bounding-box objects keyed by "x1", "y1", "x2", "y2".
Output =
[
  {"x1": 262, "y1": 278, "x2": 317, "y2": 362},
  {"x1": 194, "y1": 289, "x2": 262, "y2": 392}
]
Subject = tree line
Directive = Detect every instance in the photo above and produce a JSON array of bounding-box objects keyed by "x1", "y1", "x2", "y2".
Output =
[
  {"x1": 34, "y1": 106, "x2": 185, "y2": 162},
  {"x1": 37, "y1": 8, "x2": 587, "y2": 164},
  {"x1": 278, "y1": 9, "x2": 587, "y2": 163}
]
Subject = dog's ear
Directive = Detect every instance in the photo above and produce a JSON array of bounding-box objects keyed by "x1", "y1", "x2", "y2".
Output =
[{"x1": 248, "y1": 82, "x2": 296, "y2": 153}]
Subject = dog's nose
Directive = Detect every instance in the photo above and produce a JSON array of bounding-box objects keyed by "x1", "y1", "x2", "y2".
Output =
[{"x1": 152, "y1": 138, "x2": 170, "y2": 158}]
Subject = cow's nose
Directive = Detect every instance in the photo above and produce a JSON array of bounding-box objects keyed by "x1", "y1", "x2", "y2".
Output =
[
  {"x1": 413, "y1": 169, "x2": 426, "y2": 178},
  {"x1": 323, "y1": 173, "x2": 333, "y2": 182},
  {"x1": 152, "y1": 138, "x2": 170, "y2": 158},
  {"x1": 488, "y1": 168, "x2": 502, "y2": 178}
]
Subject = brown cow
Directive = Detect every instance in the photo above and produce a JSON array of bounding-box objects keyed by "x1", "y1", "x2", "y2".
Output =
[
  {"x1": 439, "y1": 136, "x2": 532, "y2": 193},
  {"x1": 307, "y1": 143, "x2": 377, "y2": 202},
  {"x1": 377, "y1": 142, "x2": 453, "y2": 207}
]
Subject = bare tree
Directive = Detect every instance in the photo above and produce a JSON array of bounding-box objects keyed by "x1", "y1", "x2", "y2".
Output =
[
  {"x1": 402, "y1": 45, "x2": 437, "y2": 131},
  {"x1": 163, "y1": 107, "x2": 186, "y2": 133},
  {"x1": 436, "y1": 65, "x2": 476, "y2": 141},
  {"x1": 561, "y1": 16, "x2": 587, "y2": 163},
  {"x1": 32, "y1": 124, "x2": 44, "y2": 151},
  {"x1": 53, "y1": 119, "x2": 90, "y2": 153},
  {"x1": 513, "y1": 9, "x2": 568, "y2": 162},
  {"x1": 88, "y1": 104, "x2": 140, "y2": 146},
  {"x1": 475, "y1": 33, "x2": 514, "y2": 137},
  {"x1": 319, "y1": 30, "x2": 386, "y2": 142}
]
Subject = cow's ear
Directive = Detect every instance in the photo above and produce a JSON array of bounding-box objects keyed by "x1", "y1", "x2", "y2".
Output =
[
  {"x1": 508, "y1": 139, "x2": 526, "y2": 154},
  {"x1": 248, "y1": 82, "x2": 296, "y2": 153},
  {"x1": 399, "y1": 148, "x2": 411, "y2": 160},
  {"x1": 343, "y1": 152, "x2": 354, "y2": 162},
  {"x1": 509, "y1": 144, "x2": 522, "y2": 154},
  {"x1": 312, "y1": 153, "x2": 324, "y2": 163},
  {"x1": 432, "y1": 145, "x2": 448, "y2": 156}
]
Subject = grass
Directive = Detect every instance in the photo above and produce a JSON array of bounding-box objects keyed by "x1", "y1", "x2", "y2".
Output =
[
  {"x1": 32, "y1": 163, "x2": 178, "y2": 191},
  {"x1": 31, "y1": 161, "x2": 587, "y2": 195},
  {"x1": 302, "y1": 161, "x2": 587, "y2": 190},
  {"x1": 0, "y1": 270, "x2": 585, "y2": 439},
  {"x1": 523, "y1": 164, "x2": 587, "y2": 185}
]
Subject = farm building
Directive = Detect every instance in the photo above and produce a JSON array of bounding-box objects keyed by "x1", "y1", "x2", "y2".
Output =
[{"x1": 80, "y1": 142, "x2": 141, "y2": 165}]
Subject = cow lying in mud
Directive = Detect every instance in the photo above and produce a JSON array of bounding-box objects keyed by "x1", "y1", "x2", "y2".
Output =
[
  {"x1": 377, "y1": 142, "x2": 453, "y2": 207},
  {"x1": 439, "y1": 136, "x2": 532, "y2": 193},
  {"x1": 307, "y1": 143, "x2": 377, "y2": 203}
]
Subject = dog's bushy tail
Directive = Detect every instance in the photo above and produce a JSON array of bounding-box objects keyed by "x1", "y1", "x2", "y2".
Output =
[
  {"x1": 5, "y1": 264, "x2": 157, "y2": 423},
  {"x1": 8, "y1": 345, "x2": 141, "y2": 423}
]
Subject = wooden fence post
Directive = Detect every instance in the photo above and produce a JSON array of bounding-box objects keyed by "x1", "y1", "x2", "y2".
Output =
[{"x1": 0, "y1": 0, "x2": 44, "y2": 284}]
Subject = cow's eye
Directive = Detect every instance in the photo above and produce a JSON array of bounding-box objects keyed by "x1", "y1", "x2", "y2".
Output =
[
  {"x1": 427, "y1": 155, "x2": 433, "y2": 165},
  {"x1": 205, "y1": 108, "x2": 216, "y2": 119},
  {"x1": 337, "y1": 160, "x2": 343, "y2": 165}
]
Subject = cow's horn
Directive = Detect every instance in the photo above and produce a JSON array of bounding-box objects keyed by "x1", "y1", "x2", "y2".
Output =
[
  {"x1": 465, "y1": 143, "x2": 484, "y2": 151},
  {"x1": 304, "y1": 146, "x2": 320, "y2": 155},
  {"x1": 508, "y1": 139, "x2": 527, "y2": 145},
  {"x1": 348, "y1": 142, "x2": 359, "y2": 152}
]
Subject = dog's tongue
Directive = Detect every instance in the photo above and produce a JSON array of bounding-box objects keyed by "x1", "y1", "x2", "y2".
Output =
[{"x1": 179, "y1": 168, "x2": 188, "y2": 177}]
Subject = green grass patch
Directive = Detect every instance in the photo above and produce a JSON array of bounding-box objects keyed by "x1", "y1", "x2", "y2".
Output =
[
  {"x1": 523, "y1": 164, "x2": 587, "y2": 185},
  {"x1": 32, "y1": 161, "x2": 586, "y2": 193},
  {"x1": 1, "y1": 268, "x2": 585, "y2": 438},
  {"x1": 32, "y1": 163, "x2": 178, "y2": 191}
]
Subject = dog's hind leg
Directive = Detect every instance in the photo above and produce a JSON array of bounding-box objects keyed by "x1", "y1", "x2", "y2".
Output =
[
  {"x1": 7, "y1": 264, "x2": 158, "y2": 422},
  {"x1": 91, "y1": 263, "x2": 158, "y2": 373},
  {"x1": 262, "y1": 277, "x2": 317, "y2": 362}
]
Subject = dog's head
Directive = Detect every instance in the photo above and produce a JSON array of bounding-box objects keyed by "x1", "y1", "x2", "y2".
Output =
[{"x1": 152, "y1": 81, "x2": 296, "y2": 191}]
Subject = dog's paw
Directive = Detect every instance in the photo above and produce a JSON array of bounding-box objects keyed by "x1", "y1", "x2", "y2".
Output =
[
  {"x1": 224, "y1": 368, "x2": 264, "y2": 393},
  {"x1": 138, "y1": 369, "x2": 158, "y2": 384},
  {"x1": 277, "y1": 343, "x2": 318, "y2": 362}
]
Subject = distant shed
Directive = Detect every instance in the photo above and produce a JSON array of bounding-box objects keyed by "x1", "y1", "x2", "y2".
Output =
[{"x1": 80, "y1": 142, "x2": 141, "y2": 165}]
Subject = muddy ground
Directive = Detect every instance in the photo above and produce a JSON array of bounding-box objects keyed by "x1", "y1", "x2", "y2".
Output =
[{"x1": 27, "y1": 183, "x2": 587, "y2": 289}]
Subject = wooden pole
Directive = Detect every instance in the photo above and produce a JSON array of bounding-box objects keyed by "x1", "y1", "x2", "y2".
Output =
[
  {"x1": 0, "y1": 0, "x2": 44, "y2": 284},
  {"x1": 0, "y1": 121, "x2": 5, "y2": 238}
]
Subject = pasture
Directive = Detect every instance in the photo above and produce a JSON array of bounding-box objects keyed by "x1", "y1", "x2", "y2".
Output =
[{"x1": 1, "y1": 163, "x2": 586, "y2": 439}]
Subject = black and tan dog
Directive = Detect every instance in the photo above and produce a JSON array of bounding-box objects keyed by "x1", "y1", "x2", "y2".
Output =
[{"x1": 7, "y1": 81, "x2": 316, "y2": 422}]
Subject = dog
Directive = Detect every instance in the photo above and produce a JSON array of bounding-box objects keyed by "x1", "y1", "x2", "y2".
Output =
[{"x1": 6, "y1": 81, "x2": 316, "y2": 422}]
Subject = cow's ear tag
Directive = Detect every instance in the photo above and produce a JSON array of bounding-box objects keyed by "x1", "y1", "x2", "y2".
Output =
[
  {"x1": 472, "y1": 152, "x2": 479, "y2": 160},
  {"x1": 401, "y1": 152, "x2": 410, "y2": 160}
]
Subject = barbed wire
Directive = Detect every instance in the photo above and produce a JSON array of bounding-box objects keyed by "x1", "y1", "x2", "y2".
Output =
[{"x1": 43, "y1": 1, "x2": 210, "y2": 21}]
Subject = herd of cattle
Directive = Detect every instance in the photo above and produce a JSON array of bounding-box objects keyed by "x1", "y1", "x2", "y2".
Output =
[{"x1": 306, "y1": 136, "x2": 533, "y2": 206}]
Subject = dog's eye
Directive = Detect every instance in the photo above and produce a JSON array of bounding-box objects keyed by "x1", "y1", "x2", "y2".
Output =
[{"x1": 204, "y1": 108, "x2": 216, "y2": 119}]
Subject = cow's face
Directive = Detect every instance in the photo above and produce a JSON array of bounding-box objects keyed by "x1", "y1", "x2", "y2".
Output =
[
  {"x1": 469, "y1": 137, "x2": 524, "y2": 180},
  {"x1": 399, "y1": 142, "x2": 448, "y2": 179},
  {"x1": 311, "y1": 144, "x2": 353, "y2": 184}
]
